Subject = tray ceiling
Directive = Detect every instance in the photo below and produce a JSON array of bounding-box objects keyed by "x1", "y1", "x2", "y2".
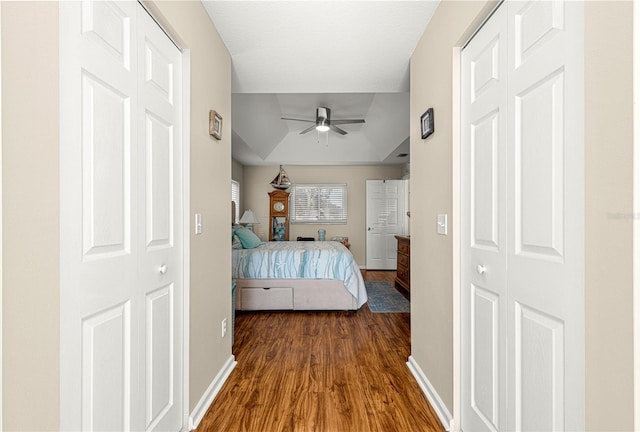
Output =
[{"x1": 202, "y1": 1, "x2": 440, "y2": 166}]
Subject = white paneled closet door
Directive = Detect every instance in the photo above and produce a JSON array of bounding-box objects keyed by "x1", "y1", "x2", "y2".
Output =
[
  {"x1": 60, "y1": 2, "x2": 184, "y2": 430},
  {"x1": 461, "y1": 1, "x2": 584, "y2": 431},
  {"x1": 461, "y1": 4, "x2": 508, "y2": 431}
]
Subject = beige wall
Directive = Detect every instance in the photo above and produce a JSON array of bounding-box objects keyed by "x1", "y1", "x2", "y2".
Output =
[
  {"x1": 584, "y1": 2, "x2": 634, "y2": 430},
  {"x1": 243, "y1": 165, "x2": 403, "y2": 266},
  {"x1": 409, "y1": 0, "x2": 494, "y2": 414},
  {"x1": 1, "y1": 1, "x2": 232, "y2": 428},
  {"x1": 2, "y1": 2, "x2": 60, "y2": 430},
  {"x1": 149, "y1": 1, "x2": 233, "y2": 413},
  {"x1": 410, "y1": 0, "x2": 635, "y2": 429}
]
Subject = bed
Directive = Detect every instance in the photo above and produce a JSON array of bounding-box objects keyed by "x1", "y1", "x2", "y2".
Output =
[{"x1": 232, "y1": 240, "x2": 367, "y2": 311}]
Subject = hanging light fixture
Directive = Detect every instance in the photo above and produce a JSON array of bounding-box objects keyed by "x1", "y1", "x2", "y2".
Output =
[{"x1": 315, "y1": 107, "x2": 330, "y2": 132}]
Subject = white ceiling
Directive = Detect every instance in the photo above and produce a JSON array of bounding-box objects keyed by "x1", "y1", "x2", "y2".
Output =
[{"x1": 202, "y1": 1, "x2": 440, "y2": 166}]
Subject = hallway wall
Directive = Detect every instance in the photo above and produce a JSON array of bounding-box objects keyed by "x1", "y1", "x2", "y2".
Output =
[
  {"x1": 409, "y1": 0, "x2": 495, "y2": 417},
  {"x1": 410, "y1": 1, "x2": 635, "y2": 430},
  {"x1": 1, "y1": 1, "x2": 233, "y2": 428}
]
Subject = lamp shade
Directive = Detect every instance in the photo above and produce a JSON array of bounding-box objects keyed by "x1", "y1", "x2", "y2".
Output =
[{"x1": 239, "y1": 209, "x2": 260, "y2": 224}]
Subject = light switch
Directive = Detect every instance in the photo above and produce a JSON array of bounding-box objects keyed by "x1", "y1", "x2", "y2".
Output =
[
  {"x1": 437, "y1": 214, "x2": 448, "y2": 235},
  {"x1": 195, "y1": 213, "x2": 202, "y2": 235}
]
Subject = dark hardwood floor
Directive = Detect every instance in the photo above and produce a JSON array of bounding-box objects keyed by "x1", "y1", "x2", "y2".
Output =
[{"x1": 197, "y1": 270, "x2": 444, "y2": 432}]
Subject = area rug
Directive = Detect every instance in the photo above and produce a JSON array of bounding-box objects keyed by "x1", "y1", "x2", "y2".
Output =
[{"x1": 365, "y1": 281, "x2": 410, "y2": 313}]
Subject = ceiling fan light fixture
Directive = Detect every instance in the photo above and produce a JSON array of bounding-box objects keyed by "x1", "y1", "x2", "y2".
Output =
[
  {"x1": 316, "y1": 107, "x2": 330, "y2": 132},
  {"x1": 282, "y1": 106, "x2": 364, "y2": 136}
]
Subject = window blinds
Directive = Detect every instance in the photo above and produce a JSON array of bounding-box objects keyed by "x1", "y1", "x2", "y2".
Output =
[
  {"x1": 290, "y1": 183, "x2": 347, "y2": 224},
  {"x1": 231, "y1": 180, "x2": 240, "y2": 224}
]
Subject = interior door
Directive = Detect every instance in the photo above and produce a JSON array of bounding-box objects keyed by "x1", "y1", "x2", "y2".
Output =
[
  {"x1": 461, "y1": 4, "x2": 508, "y2": 431},
  {"x1": 60, "y1": 2, "x2": 183, "y2": 430},
  {"x1": 461, "y1": 1, "x2": 584, "y2": 430},
  {"x1": 138, "y1": 8, "x2": 183, "y2": 431},
  {"x1": 366, "y1": 179, "x2": 407, "y2": 269},
  {"x1": 505, "y1": 2, "x2": 584, "y2": 430}
]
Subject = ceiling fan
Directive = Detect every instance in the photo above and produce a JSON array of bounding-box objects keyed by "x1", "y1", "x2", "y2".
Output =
[{"x1": 281, "y1": 107, "x2": 365, "y2": 135}]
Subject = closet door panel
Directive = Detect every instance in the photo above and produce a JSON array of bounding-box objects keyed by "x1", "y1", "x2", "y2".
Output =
[
  {"x1": 461, "y1": 4, "x2": 508, "y2": 431},
  {"x1": 507, "y1": 1, "x2": 584, "y2": 430}
]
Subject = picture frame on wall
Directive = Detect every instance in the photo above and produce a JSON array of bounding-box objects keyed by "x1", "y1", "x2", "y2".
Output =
[
  {"x1": 420, "y1": 107, "x2": 434, "y2": 139},
  {"x1": 209, "y1": 110, "x2": 223, "y2": 140}
]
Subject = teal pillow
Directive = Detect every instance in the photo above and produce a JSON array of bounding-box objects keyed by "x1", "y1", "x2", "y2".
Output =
[
  {"x1": 232, "y1": 234, "x2": 243, "y2": 249},
  {"x1": 234, "y1": 226, "x2": 262, "y2": 249}
]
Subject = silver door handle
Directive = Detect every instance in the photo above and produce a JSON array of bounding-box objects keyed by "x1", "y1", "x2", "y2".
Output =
[
  {"x1": 476, "y1": 264, "x2": 486, "y2": 275},
  {"x1": 159, "y1": 264, "x2": 168, "y2": 275}
]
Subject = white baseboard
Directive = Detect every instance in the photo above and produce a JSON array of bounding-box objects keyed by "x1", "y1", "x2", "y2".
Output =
[
  {"x1": 407, "y1": 355, "x2": 453, "y2": 431},
  {"x1": 188, "y1": 355, "x2": 237, "y2": 430}
]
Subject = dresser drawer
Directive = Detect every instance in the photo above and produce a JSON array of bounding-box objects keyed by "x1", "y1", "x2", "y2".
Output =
[
  {"x1": 240, "y1": 286, "x2": 293, "y2": 310},
  {"x1": 398, "y1": 241, "x2": 410, "y2": 255},
  {"x1": 397, "y1": 268, "x2": 409, "y2": 283},
  {"x1": 395, "y1": 235, "x2": 411, "y2": 291},
  {"x1": 397, "y1": 252, "x2": 409, "y2": 268}
]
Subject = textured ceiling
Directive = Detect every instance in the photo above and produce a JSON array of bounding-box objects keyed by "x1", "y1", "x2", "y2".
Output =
[{"x1": 202, "y1": 1, "x2": 439, "y2": 166}]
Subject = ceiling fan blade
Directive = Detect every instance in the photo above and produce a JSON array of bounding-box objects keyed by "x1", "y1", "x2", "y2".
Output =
[
  {"x1": 281, "y1": 117, "x2": 314, "y2": 123},
  {"x1": 329, "y1": 125, "x2": 348, "y2": 135},
  {"x1": 331, "y1": 119, "x2": 366, "y2": 125},
  {"x1": 299, "y1": 125, "x2": 317, "y2": 134}
]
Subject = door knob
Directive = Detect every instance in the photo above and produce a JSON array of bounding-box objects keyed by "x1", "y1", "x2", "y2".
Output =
[
  {"x1": 476, "y1": 264, "x2": 486, "y2": 275},
  {"x1": 159, "y1": 264, "x2": 168, "y2": 275},
  {"x1": 368, "y1": 227, "x2": 373, "y2": 231}
]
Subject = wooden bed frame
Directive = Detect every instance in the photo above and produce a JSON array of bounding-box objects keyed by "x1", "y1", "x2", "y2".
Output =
[{"x1": 234, "y1": 278, "x2": 358, "y2": 311}]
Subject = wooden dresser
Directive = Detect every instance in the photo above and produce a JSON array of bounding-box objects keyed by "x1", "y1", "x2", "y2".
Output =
[{"x1": 395, "y1": 235, "x2": 410, "y2": 292}]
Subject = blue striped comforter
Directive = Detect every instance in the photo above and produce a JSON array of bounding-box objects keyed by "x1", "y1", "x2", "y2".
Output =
[{"x1": 232, "y1": 241, "x2": 367, "y2": 308}]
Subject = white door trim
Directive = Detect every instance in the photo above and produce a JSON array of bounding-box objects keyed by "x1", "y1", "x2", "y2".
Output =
[
  {"x1": 452, "y1": 44, "x2": 462, "y2": 432},
  {"x1": 0, "y1": 5, "x2": 4, "y2": 428},
  {"x1": 180, "y1": 49, "x2": 191, "y2": 431},
  {"x1": 633, "y1": 0, "x2": 640, "y2": 428}
]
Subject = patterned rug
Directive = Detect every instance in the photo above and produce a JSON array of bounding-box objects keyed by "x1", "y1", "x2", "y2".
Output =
[{"x1": 365, "y1": 281, "x2": 410, "y2": 313}]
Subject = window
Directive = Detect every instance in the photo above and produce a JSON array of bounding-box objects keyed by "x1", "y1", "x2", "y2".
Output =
[
  {"x1": 231, "y1": 180, "x2": 240, "y2": 224},
  {"x1": 290, "y1": 183, "x2": 347, "y2": 224}
]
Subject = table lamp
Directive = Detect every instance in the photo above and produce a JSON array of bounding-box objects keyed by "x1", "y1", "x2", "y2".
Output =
[{"x1": 239, "y1": 209, "x2": 260, "y2": 232}]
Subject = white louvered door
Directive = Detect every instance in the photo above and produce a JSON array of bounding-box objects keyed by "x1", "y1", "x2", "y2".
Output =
[
  {"x1": 60, "y1": 2, "x2": 183, "y2": 430},
  {"x1": 366, "y1": 180, "x2": 408, "y2": 270},
  {"x1": 462, "y1": 1, "x2": 584, "y2": 430}
]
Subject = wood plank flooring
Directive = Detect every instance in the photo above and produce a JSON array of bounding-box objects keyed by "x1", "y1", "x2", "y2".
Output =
[{"x1": 197, "y1": 270, "x2": 444, "y2": 432}]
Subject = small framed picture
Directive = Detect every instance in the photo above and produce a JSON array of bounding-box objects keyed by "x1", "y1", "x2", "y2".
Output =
[
  {"x1": 209, "y1": 110, "x2": 223, "y2": 140},
  {"x1": 420, "y1": 108, "x2": 434, "y2": 139}
]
